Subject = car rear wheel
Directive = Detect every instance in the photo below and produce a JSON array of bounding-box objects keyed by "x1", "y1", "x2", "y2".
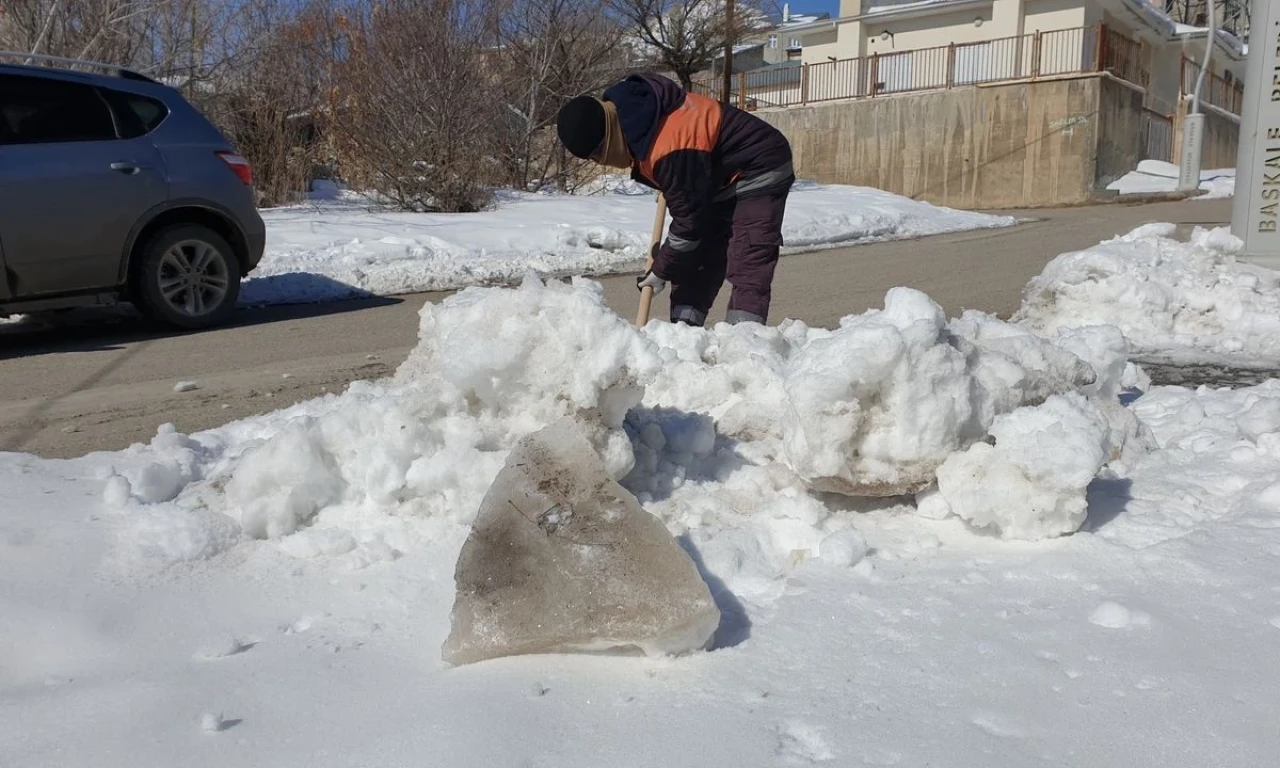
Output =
[{"x1": 133, "y1": 225, "x2": 241, "y2": 329}]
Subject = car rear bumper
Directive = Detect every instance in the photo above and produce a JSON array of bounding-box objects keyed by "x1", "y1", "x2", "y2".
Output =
[{"x1": 242, "y1": 212, "x2": 266, "y2": 273}]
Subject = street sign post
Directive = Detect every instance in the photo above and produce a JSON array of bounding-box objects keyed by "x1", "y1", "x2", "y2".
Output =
[
  {"x1": 1178, "y1": 113, "x2": 1205, "y2": 191},
  {"x1": 1231, "y1": 0, "x2": 1280, "y2": 269}
]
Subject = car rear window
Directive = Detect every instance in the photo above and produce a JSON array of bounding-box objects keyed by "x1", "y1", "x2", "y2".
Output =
[
  {"x1": 102, "y1": 88, "x2": 170, "y2": 139},
  {"x1": 0, "y1": 73, "x2": 118, "y2": 144}
]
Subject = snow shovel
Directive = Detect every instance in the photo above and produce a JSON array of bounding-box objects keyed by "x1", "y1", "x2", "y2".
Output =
[{"x1": 635, "y1": 193, "x2": 667, "y2": 327}]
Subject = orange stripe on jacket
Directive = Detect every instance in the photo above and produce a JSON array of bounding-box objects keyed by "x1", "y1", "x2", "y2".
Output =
[{"x1": 636, "y1": 92, "x2": 724, "y2": 186}]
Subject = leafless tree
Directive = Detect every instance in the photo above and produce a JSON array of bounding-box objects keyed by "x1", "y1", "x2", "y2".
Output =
[
  {"x1": 329, "y1": 0, "x2": 508, "y2": 212},
  {"x1": 0, "y1": 0, "x2": 331, "y2": 205},
  {"x1": 205, "y1": 1, "x2": 339, "y2": 206},
  {"x1": 492, "y1": 0, "x2": 628, "y2": 191},
  {"x1": 155, "y1": 0, "x2": 339, "y2": 207},
  {"x1": 0, "y1": 0, "x2": 159, "y2": 63},
  {"x1": 606, "y1": 0, "x2": 769, "y2": 90},
  {"x1": 4, "y1": 0, "x2": 733, "y2": 207}
]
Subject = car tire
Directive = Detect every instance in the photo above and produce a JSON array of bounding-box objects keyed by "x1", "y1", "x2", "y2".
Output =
[{"x1": 132, "y1": 225, "x2": 241, "y2": 330}]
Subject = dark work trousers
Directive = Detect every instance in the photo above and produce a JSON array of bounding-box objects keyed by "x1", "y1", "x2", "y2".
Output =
[{"x1": 668, "y1": 184, "x2": 790, "y2": 327}]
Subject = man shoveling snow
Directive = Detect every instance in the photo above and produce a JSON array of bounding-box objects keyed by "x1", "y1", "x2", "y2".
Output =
[{"x1": 557, "y1": 73, "x2": 794, "y2": 327}]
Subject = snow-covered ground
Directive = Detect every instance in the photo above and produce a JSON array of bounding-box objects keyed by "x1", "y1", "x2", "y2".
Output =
[
  {"x1": 1106, "y1": 159, "x2": 1235, "y2": 199},
  {"x1": 241, "y1": 180, "x2": 1016, "y2": 305},
  {"x1": 6, "y1": 233, "x2": 1280, "y2": 764},
  {"x1": 1015, "y1": 223, "x2": 1280, "y2": 365}
]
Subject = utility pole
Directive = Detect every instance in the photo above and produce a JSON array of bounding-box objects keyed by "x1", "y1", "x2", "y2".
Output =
[
  {"x1": 1177, "y1": 0, "x2": 1216, "y2": 191},
  {"x1": 1230, "y1": 0, "x2": 1280, "y2": 268},
  {"x1": 721, "y1": 0, "x2": 733, "y2": 105}
]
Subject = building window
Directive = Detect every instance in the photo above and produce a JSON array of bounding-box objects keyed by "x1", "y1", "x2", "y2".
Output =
[
  {"x1": 788, "y1": 37, "x2": 801, "y2": 49},
  {"x1": 768, "y1": 34, "x2": 778, "y2": 49}
]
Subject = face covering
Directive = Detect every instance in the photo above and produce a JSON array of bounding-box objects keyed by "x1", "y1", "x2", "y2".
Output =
[{"x1": 594, "y1": 98, "x2": 633, "y2": 170}]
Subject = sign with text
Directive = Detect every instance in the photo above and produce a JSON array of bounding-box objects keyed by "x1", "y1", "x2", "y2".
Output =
[{"x1": 1232, "y1": 0, "x2": 1280, "y2": 268}]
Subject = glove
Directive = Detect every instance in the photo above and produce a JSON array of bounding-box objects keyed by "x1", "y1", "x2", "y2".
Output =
[{"x1": 636, "y1": 269, "x2": 667, "y2": 295}]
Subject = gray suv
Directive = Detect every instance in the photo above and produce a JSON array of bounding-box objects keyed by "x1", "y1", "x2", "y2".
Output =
[{"x1": 0, "y1": 53, "x2": 265, "y2": 329}]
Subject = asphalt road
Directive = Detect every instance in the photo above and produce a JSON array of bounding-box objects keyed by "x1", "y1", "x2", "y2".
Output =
[{"x1": 0, "y1": 197, "x2": 1232, "y2": 459}]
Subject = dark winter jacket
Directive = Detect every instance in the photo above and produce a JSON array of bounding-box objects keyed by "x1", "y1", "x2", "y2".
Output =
[{"x1": 602, "y1": 73, "x2": 793, "y2": 280}]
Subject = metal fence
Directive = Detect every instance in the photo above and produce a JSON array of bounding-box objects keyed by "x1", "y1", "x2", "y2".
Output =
[
  {"x1": 1180, "y1": 56, "x2": 1244, "y2": 116},
  {"x1": 1142, "y1": 109, "x2": 1174, "y2": 163},
  {"x1": 692, "y1": 24, "x2": 1147, "y2": 110}
]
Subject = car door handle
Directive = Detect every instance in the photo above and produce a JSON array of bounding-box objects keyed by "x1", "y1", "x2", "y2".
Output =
[{"x1": 110, "y1": 162, "x2": 143, "y2": 175}]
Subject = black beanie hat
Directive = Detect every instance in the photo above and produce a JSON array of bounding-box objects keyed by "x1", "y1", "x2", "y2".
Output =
[{"x1": 557, "y1": 96, "x2": 606, "y2": 159}]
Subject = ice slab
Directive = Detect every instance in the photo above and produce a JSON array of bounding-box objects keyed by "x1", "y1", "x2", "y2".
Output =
[{"x1": 442, "y1": 417, "x2": 721, "y2": 665}]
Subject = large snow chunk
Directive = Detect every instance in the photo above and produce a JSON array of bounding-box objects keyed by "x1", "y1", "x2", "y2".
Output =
[
  {"x1": 396, "y1": 277, "x2": 660, "y2": 427},
  {"x1": 442, "y1": 417, "x2": 720, "y2": 665},
  {"x1": 1014, "y1": 225, "x2": 1280, "y2": 362},
  {"x1": 934, "y1": 393, "x2": 1110, "y2": 540},
  {"x1": 1048, "y1": 324, "x2": 1157, "y2": 465},
  {"x1": 395, "y1": 277, "x2": 657, "y2": 479},
  {"x1": 948, "y1": 309, "x2": 1099, "y2": 414},
  {"x1": 778, "y1": 289, "x2": 1095, "y2": 497},
  {"x1": 224, "y1": 420, "x2": 345, "y2": 540},
  {"x1": 781, "y1": 288, "x2": 972, "y2": 496},
  {"x1": 1050, "y1": 325, "x2": 1129, "y2": 401}
]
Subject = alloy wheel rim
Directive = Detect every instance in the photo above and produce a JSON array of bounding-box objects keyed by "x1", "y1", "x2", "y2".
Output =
[{"x1": 157, "y1": 240, "x2": 230, "y2": 318}]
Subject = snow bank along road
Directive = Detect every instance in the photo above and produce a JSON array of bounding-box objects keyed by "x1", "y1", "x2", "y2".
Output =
[
  {"x1": 10, "y1": 219, "x2": 1280, "y2": 768},
  {"x1": 0, "y1": 198, "x2": 1230, "y2": 459}
]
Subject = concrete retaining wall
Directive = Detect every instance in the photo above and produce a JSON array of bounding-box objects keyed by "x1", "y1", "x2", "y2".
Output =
[
  {"x1": 757, "y1": 75, "x2": 1147, "y2": 209},
  {"x1": 1095, "y1": 76, "x2": 1146, "y2": 190},
  {"x1": 1171, "y1": 101, "x2": 1240, "y2": 171}
]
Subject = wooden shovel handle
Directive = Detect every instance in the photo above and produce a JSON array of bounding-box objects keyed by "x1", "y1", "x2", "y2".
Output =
[{"x1": 636, "y1": 193, "x2": 667, "y2": 327}]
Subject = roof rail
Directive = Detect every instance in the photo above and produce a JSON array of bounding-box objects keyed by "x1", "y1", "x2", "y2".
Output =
[{"x1": 0, "y1": 51, "x2": 158, "y2": 83}]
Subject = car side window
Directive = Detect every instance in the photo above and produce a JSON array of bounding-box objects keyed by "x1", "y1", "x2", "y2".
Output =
[
  {"x1": 100, "y1": 87, "x2": 170, "y2": 139},
  {"x1": 0, "y1": 73, "x2": 119, "y2": 145}
]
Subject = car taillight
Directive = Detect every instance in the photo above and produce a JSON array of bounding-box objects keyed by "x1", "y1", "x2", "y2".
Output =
[{"x1": 216, "y1": 151, "x2": 253, "y2": 186}]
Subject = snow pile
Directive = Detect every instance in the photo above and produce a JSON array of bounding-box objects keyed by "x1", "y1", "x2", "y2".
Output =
[
  {"x1": 775, "y1": 289, "x2": 1099, "y2": 496},
  {"x1": 242, "y1": 182, "x2": 1016, "y2": 305},
  {"x1": 1106, "y1": 159, "x2": 1234, "y2": 199},
  {"x1": 10, "y1": 374, "x2": 1280, "y2": 765},
  {"x1": 911, "y1": 323, "x2": 1148, "y2": 541},
  {"x1": 929, "y1": 393, "x2": 1111, "y2": 540},
  {"x1": 1014, "y1": 224, "x2": 1280, "y2": 363},
  {"x1": 1093, "y1": 379, "x2": 1280, "y2": 548},
  {"x1": 16, "y1": 228, "x2": 1280, "y2": 765},
  {"x1": 205, "y1": 278, "x2": 660, "y2": 555},
  {"x1": 95, "y1": 275, "x2": 1136, "y2": 601}
]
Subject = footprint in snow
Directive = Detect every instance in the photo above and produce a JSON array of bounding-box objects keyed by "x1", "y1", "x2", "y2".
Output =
[
  {"x1": 970, "y1": 711, "x2": 1026, "y2": 739},
  {"x1": 194, "y1": 637, "x2": 256, "y2": 661},
  {"x1": 860, "y1": 748, "x2": 903, "y2": 765},
  {"x1": 1089, "y1": 601, "x2": 1151, "y2": 629},
  {"x1": 200, "y1": 712, "x2": 242, "y2": 733},
  {"x1": 776, "y1": 721, "x2": 835, "y2": 764}
]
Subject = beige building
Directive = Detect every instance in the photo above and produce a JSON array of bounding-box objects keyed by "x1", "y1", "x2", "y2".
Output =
[
  {"x1": 687, "y1": 0, "x2": 1249, "y2": 200},
  {"x1": 782, "y1": 0, "x2": 1245, "y2": 117}
]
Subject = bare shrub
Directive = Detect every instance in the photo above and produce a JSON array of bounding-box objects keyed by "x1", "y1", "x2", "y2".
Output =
[
  {"x1": 491, "y1": 0, "x2": 628, "y2": 192},
  {"x1": 167, "y1": 0, "x2": 339, "y2": 207},
  {"x1": 1, "y1": 0, "x2": 686, "y2": 207},
  {"x1": 325, "y1": 0, "x2": 506, "y2": 212},
  {"x1": 608, "y1": 0, "x2": 770, "y2": 90},
  {"x1": 0, "y1": 0, "x2": 157, "y2": 63},
  {"x1": 2, "y1": 0, "x2": 335, "y2": 207}
]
